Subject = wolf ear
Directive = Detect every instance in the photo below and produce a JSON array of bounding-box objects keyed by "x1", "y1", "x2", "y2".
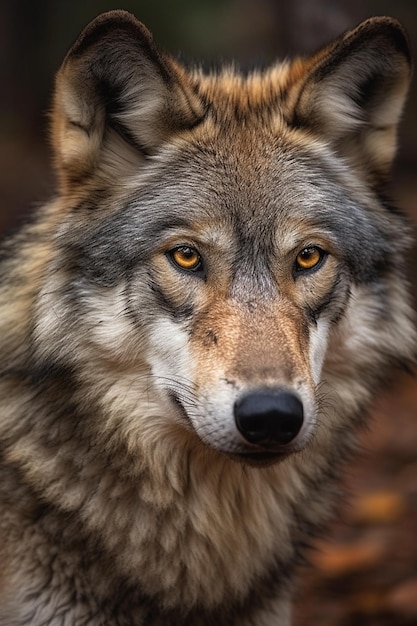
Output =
[
  {"x1": 289, "y1": 17, "x2": 411, "y2": 182},
  {"x1": 52, "y1": 10, "x2": 205, "y2": 191}
]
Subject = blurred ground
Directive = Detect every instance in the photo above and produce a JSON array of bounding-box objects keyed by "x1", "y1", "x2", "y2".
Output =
[
  {"x1": 295, "y1": 178, "x2": 417, "y2": 625},
  {"x1": 295, "y1": 371, "x2": 417, "y2": 626}
]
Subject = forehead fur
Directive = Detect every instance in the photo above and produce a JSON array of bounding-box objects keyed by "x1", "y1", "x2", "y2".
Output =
[
  {"x1": 186, "y1": 61, "x2": 306, "y2": 119},
  {"x1": 62, "y1": 121, "x2": 397, "y2": 290}
]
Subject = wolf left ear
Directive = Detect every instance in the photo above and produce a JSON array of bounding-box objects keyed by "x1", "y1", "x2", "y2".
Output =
[
  {"x1": 289, "y1": 17, "x2": 411, "y2": 182},
  {"x1": 52, "y1": 10, "x2": 205, "y2": 192}
]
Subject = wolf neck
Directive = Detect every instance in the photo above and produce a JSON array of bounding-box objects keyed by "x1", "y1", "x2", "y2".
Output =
[
  {"x1": 33, "y1": 405, "x2": 306, "y2": 610},
  {"x1": 5, "y1": 364, "x2": 316, "y2": 611}
]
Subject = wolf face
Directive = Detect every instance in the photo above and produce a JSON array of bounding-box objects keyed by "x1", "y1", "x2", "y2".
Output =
[
  {"x1": 135, "y1": 144, "x2": 348, "y2": 463},
  {"x1": 0, "y1": 11, "x2": 414, "y2": 624},
  {"x1": 42, "y1": 12, "x2": 413, "y2": 468}
]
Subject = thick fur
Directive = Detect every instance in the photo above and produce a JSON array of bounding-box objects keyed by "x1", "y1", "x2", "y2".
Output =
[{"x1": 0, "y1": 11, "x2": 415, "y2": 625}]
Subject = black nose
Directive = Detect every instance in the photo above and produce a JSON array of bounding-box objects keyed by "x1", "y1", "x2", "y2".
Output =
[{"x1": 234, "y1": 390, "x2": 304, "y2": 446}]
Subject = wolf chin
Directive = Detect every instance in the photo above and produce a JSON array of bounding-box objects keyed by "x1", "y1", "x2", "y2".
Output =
[{"x1": 0, "y1": 10, "x2": 415, "y2": 625}]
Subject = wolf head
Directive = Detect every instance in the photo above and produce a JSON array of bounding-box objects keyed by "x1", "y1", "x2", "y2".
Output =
[{"x1": 37, "y1": 11, "x2": 414, "y2": 467}]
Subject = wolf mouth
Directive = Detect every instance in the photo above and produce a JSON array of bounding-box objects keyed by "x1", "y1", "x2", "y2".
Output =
[{"x1": 169, "y1": 391, "x2": 290, "y2": 466}]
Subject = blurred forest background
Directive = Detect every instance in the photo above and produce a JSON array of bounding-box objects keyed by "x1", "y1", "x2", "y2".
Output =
[{"x1": 1, "y1": 1, "x2": 417, "y2": 624}]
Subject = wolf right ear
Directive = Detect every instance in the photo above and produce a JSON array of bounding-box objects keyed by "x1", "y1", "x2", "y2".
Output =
[
  {"x1": 288, "y1": 17, "x2": 411, "y2": 183},
  {"x1": 52, "y1": 10, "x2": 205, "y2": 192}
]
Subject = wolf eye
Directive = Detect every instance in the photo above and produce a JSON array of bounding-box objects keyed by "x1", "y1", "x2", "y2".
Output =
[
  {"x1": 295, "y1": 247, "x2": 325, "y2": 273},
  {"x1": 168, "y1": 246, "x2": 203, "y2": 273}
]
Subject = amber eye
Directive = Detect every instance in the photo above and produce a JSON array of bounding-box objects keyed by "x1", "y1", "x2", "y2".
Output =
[
  {"x1": 295, "y1": 246, "x2": 325, "y2": 273},
  {"x1": 169, "y1": 246, "x2": 203, "y2": 273}
]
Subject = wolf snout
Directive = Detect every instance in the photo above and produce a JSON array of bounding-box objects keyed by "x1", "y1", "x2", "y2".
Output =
[{"x1": 234, "y1": 389, "x2": 304, "y2": 447}]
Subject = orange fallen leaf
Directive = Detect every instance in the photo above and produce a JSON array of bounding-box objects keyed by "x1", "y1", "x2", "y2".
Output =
[
  {"x1": 350, "y1": 491, "x2": 406, "y2": 525},
  {"x1": 311, "y1": 540, "x2": 385, "y2": 576}
]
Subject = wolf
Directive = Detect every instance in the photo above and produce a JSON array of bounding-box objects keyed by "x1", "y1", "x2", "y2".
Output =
[{"x1": 0, "y1": 9, "x2": 414, "y2": 626}]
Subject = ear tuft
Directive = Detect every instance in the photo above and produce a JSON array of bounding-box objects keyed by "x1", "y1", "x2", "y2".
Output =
[{"x1": 51, "y1": 10, "x2": 205, "y2": 192}]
